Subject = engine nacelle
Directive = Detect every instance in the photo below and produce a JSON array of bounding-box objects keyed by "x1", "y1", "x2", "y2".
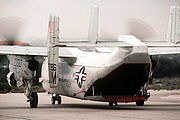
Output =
[
  {"x1": 28, "y1": 59, "x2": 39, "y2": 71},
  {"x1": 6, "y1": 72, "x2": 17, "y2": 87}
]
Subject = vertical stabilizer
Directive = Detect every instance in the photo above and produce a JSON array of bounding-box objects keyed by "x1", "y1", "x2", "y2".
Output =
[
  {"x1": 166, "y1": 6, "x2": 180, "y2": 43},
  {"x1": 47, "y1": 14, "x2": 59, "y2": 87},
  {"x1": 88, "y1": 5, "x2": 99, "y2": 44}
]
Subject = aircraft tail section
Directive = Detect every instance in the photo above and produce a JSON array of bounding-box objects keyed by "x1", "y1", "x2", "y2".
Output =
[
  {"x1": 47, "y1": 14, "x2": 59, "y2": 87},
  {"x1": 166, "y1": 6, "x2": 180, "y2": 43},
  {"x1": 88, "y1": 5, "x2": 99, "y2": 44}
]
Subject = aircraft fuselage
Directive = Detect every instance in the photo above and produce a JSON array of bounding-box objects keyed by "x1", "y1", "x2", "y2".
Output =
[{"x1": 41, "y1": 46, "x2": 151, "y2": 102}]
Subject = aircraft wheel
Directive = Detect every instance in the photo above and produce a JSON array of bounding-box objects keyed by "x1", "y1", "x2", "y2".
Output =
[
  {"x1": 109, "y1": 102, "x2": 113, "y2": 107},
  {"x1": 57, "y1": 96, "x2": 61, "y2": 104},
  {"x1": 136, "y1": 101, "x2": 144, "y2": 106},
  {"x1": 114, "y1": 102, "x2": 118, "y2": 106},
  {"x1": 30, "y1": 92, "x2": 38, "y2": 108},
  {"x1": 51, "y1": 96, "x2": 56, "y2": 104}
]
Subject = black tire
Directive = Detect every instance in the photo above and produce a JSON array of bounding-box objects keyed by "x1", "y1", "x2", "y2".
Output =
[
  {"x1": 109, "y1": 102, "x2": 113, "y2": 107},
  {"x1": 51, "y1": 96, "x2": 55, "y2": 104},
  {"x1": 10, "y1": 73, "x2": 17, "y2": 87},
  {"x1": 114, "y1": 102, "x2": 118, "y2": 106},
  {"x1": 57, "y1": 96, "x2": 61, "y2": 104},
  {"x1": 30, "y1": 92, "x2": 38, "y2": 108},
  {"x1": 136, "y1": 101, "x2": 144, "y2": 106}
]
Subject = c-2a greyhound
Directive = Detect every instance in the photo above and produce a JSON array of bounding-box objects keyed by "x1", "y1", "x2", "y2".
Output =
[{"x1": 0, "y1": 6, "x2": 180, "y2": 108}]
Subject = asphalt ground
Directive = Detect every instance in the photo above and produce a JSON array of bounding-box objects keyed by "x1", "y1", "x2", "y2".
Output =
[{"x1": 0, "y1": 90, "x2": 180, "y2": 120}]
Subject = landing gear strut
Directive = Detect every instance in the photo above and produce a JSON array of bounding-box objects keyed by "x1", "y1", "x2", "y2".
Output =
[
  {"x1": 51, "y1": 95, "x2": 61, "y2": 105},
  {"x1": 136, "y1": 85, "x2": 148, "y2": 106},
  {"x1": 23, "y1": 78, "x2": 38, "y2": 108}
]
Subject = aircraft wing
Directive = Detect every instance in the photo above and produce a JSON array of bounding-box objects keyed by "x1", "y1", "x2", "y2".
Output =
[
  {"x1": 0, "y1": 45, "x2": 77, "y2": 58},
  {"x1": 1, "y1": 39, "x2": 180, "y2": 57},
  {"x1": 59, "y1": 40, "x2": 132, "y2": 47},
  {"x1": 59, "y1": 40, "x2": 180, "y2": 55},
  {"x1": 0, "y1": 46, "x2": 47, "y2": 56},
  {"x1": 148, "y1": 47, "x2": 180, "y2": 55},
  {"x1": 143, "y1": 41, "x2": 180, "y2": 55}
]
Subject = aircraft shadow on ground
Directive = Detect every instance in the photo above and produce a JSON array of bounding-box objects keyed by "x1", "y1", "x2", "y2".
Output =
[
  {"x1": 38, "y1": 103, "x2": 180, "y2": 111},
  {"x1": 1, "y1": 104, "x2": 180, "y2": 111}
]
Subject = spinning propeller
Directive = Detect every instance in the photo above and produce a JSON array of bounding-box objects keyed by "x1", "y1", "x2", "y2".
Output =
[
  {"x1": 125, "y1": 18, "x2": 158, "y2": 40},
  {"x1": 0, "y1": 17, "x2": 29, "y2": 46}
]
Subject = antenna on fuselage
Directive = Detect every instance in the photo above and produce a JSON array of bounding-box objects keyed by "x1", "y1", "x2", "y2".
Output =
[{"x1": 88, "y1": 5, "x2": 99, "y2": 44}]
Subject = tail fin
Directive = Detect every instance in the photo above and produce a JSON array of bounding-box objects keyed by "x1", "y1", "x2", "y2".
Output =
[
  {"x1": 88, "y1": 5, "x2": 99, "y2": 44},
  {"x1": 47, "y1": 14, "x2": 59, "y2": 87},
  {"x1": 166, "y1": 6, "x2": 180, "y2": 43}
]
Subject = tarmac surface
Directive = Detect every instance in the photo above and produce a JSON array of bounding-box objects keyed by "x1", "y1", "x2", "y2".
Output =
[{"x1": 0, "y1": 90, "x2": 180, "y2": 120}]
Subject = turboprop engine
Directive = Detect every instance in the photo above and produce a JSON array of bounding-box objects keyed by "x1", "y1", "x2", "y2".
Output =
[
  {"x1": 6, "y1": 55, "x2": 40, "y2": 87},
  {"x1": 6, "y1": 72, "x2": 16, "y2": 87},
  {"x1": 28, "y1": 59, "x2": 39, "y2": 71}
]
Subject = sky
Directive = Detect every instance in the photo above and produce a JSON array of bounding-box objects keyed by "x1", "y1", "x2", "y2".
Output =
[{"x1": 0, "y1": 0, "x2": 180, "y2": 46}]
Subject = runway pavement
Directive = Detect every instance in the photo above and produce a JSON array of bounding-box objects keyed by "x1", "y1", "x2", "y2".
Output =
[{"x1": 0, "y1": 90, "x2": 180, "y2": 120}]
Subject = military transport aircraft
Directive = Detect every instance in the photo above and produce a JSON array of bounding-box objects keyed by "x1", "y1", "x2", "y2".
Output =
[{"x1": 0, "y1": 5, "x2": 180, "y2": 108}]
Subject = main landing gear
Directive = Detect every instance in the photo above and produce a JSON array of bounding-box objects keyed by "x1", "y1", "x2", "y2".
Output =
[
  {"x1": 51, "y1": 95, "x2": 61, "y2": 105},
  {"x1": 29, "y1": 92, "x2": 38, "y2": 108},
  {"x1": 136, "y1": 100, "x2": 144, "y2": 106},
  {"x1": 136, "y1": 85, "x2": 148, "y2": 106},
  {"x1": 109, "y1": 101, "x2": 118, "y2": 107},
  {"x1": 23, "y1": 78, "x2": 38, "y2": 108}
]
